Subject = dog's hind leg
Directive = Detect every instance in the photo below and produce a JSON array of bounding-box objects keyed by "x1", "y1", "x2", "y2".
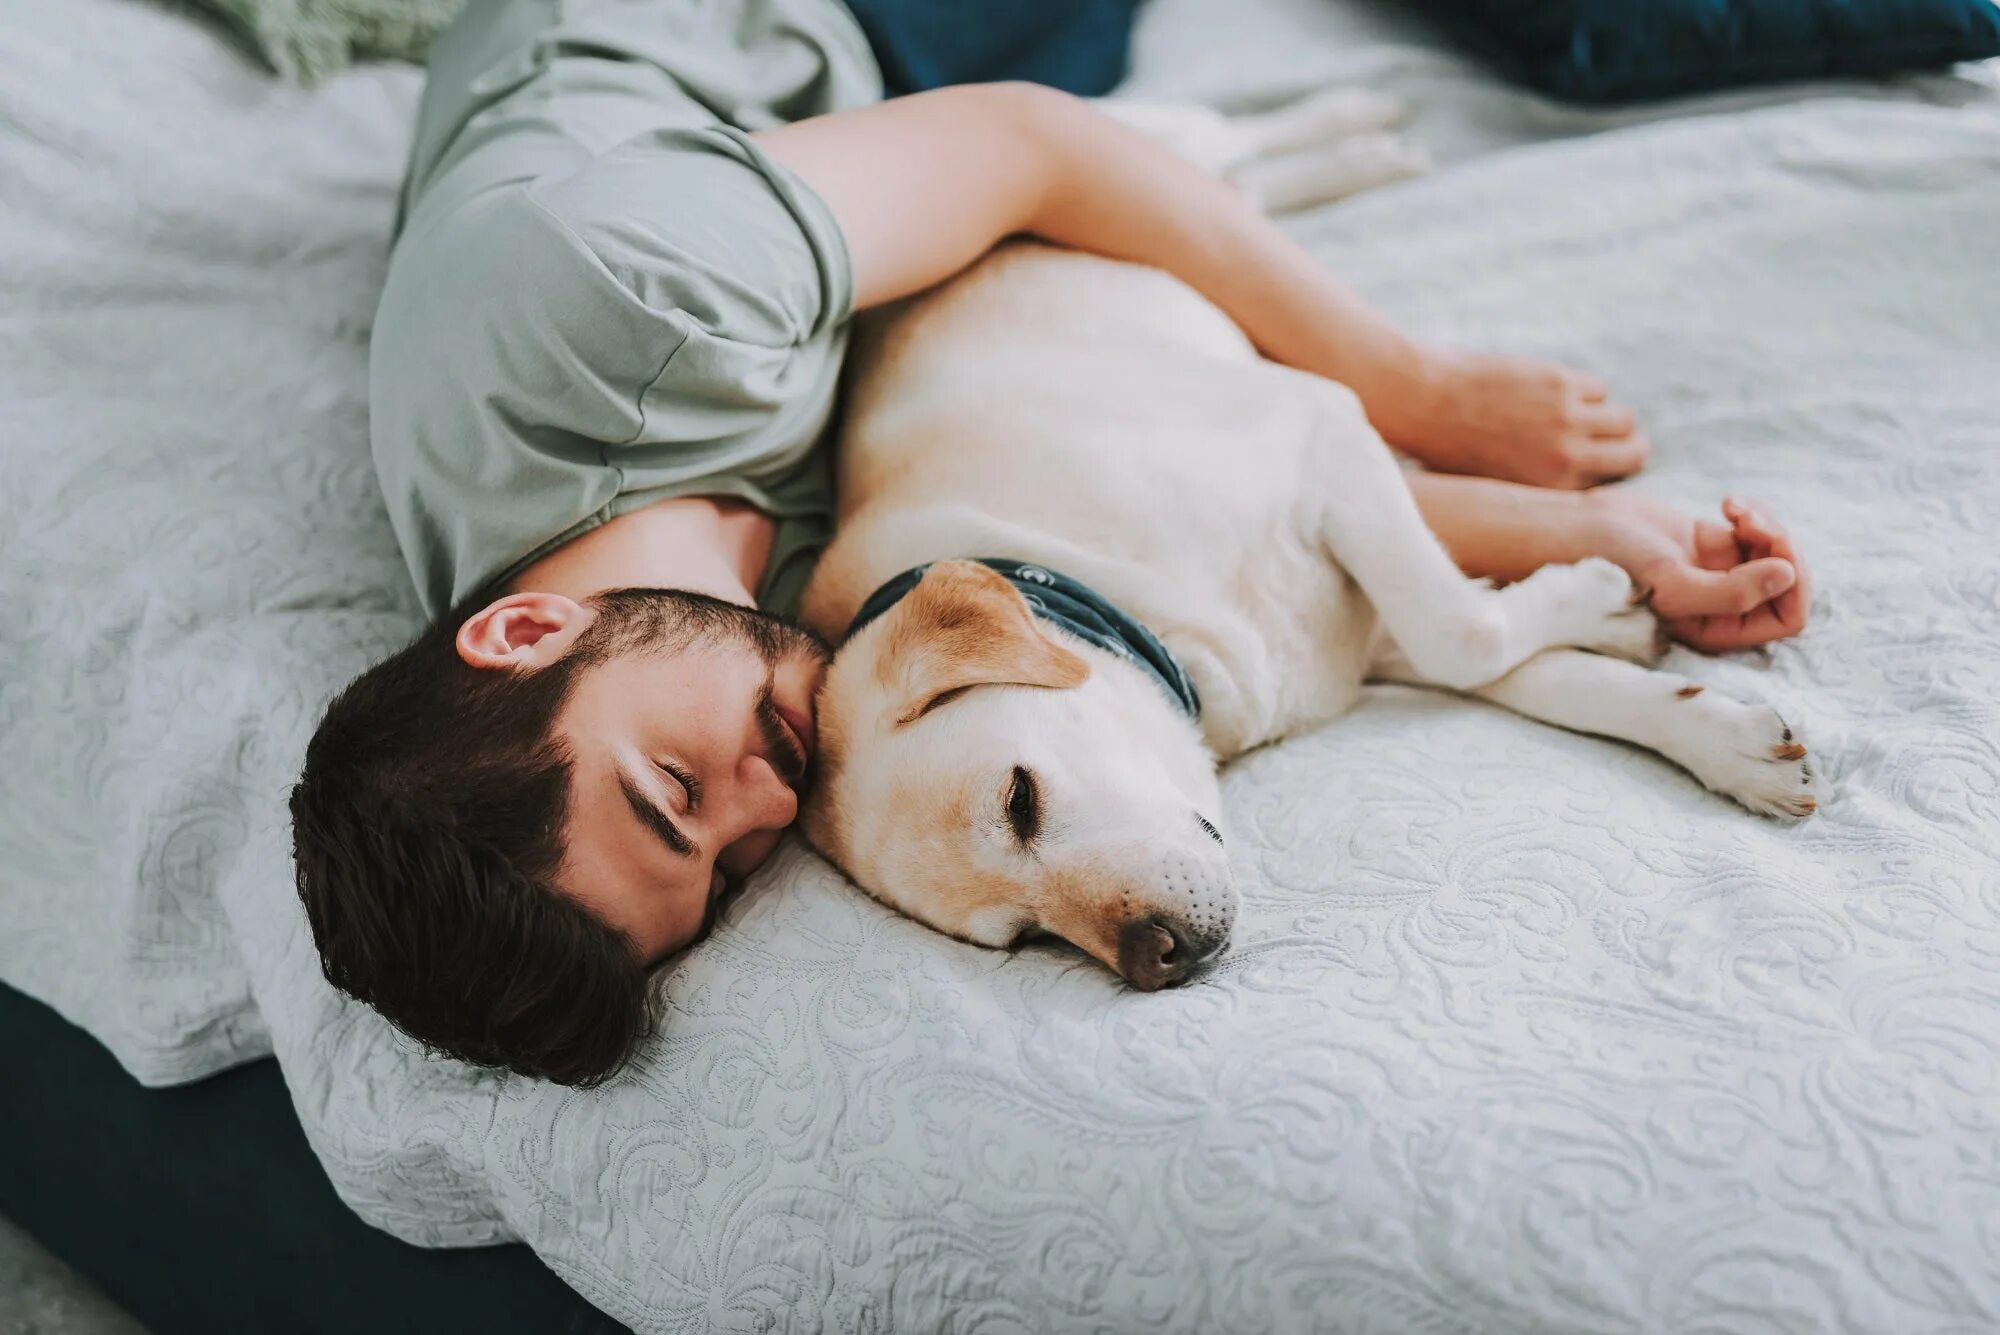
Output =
[
  {"x1": 1301, "y1": 379, "x2": 1658, "y2": 690},
  {"x1": 1233, "y1": 133, "x2": 1431, "y2": 213},
  {"x1": 1222, "y1": 89, "x2": 1429, "y2": 210},
  {"x1": 1225, "y1": 87, "x2": 1409, "y2": 159},
  {"x1": 1097, "y1": 89, "x2": 1427, "y2": 212},
  {"x1": 1372, "y1": 647, "x2": 1824, "y2": 819}
]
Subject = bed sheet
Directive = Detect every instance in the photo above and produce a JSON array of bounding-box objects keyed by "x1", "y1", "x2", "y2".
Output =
[
  {"x1": 4, "y1": 0, "x2": 1999, "y2": 1330},
  {"x1": 0, "y1": 0, "x2": 424, "y2": 1083}
]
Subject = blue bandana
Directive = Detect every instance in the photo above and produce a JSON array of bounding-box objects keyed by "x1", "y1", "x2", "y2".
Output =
[{"x1": 846, "y1": 559, "x2": 1201, "y2": 719}]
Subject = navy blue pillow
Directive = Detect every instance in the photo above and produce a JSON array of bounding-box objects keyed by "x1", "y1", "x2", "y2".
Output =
[
  {"x1": 841, "y1": 0, "x2": 1148, "y2": 97},
  {"x1": 1418, "y1": 0, "x2": 2000, "y2": 102}
]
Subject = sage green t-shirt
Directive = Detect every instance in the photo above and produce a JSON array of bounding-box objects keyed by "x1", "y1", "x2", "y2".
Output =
[{"x1": 369, "y1": 0, "x2": 883, "y2": 620}]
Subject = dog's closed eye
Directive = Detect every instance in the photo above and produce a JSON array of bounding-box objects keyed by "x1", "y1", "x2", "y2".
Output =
[{"x1": 1006, "y1": 766, "x2": 1041, "y2": 844}]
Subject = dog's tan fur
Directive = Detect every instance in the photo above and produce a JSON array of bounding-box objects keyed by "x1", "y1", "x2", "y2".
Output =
[{"x1": 876, "y1": 563, "x2": 1090, "y2": 726}]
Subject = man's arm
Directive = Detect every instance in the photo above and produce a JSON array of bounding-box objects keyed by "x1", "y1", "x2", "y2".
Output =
[
  {"x1": 1406, "y1": 473, "x2": 1810, "y2": 651},
  {"x1": 754, "y1": 84, "x2": 1646, "y2": 489},
  {"x1": 756, "y1": 86, "x2": 1806, "y2": 648}
]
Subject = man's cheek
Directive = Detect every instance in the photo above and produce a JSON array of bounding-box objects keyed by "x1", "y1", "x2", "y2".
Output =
[{"x1": 718, "y1": 827, "x2": 783, "y2": 879}]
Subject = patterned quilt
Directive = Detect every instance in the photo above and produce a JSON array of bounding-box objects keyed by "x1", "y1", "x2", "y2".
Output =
[{"x1": 4, "y1": 0, "x2": 1997, "y2": 1328}]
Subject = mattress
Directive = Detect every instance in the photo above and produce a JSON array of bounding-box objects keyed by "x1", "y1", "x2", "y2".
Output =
[
  {"x1": 4, "y1": 0, "x2": 1999, "y2": 1330},
  {"x1": 0, "y1": 980, "x2": 625, "y2": 1335}
]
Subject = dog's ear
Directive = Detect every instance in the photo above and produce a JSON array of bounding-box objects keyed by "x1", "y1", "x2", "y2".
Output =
[{"x1": 875, "y1": 560, "x2": 1089, "y2": 726}]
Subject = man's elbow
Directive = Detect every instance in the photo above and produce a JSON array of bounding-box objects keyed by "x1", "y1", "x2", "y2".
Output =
[{"x1": 941, "y1": 81, "x2": 1091, "y2": 225}]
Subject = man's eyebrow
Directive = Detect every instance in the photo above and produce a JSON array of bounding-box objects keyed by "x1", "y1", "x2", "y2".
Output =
[{"x1": 617, "y1": 765, "x2": 698, "y2": 860}]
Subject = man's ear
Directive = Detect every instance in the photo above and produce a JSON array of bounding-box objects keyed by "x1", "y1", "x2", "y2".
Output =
[
  {"x1": 874, "y1": 561, "x2": 1089, "y2": 726},
  {"x1": 455, "y1": 591, "x2": 592, "y2": 670}
]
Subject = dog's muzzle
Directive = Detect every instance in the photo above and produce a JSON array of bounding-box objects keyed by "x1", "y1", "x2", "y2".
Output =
[
  {"x1": 1110, "y1": 841, "x2": 1237, "y2": 989},
  {"x1": 1116, "y1": 913, "x2": 1231, "y2": 990}
]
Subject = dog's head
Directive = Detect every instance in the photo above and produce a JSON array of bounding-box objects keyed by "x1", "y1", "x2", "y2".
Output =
[{"x1": 802, "y1": 560, "x2": 1236, "y2": 988}]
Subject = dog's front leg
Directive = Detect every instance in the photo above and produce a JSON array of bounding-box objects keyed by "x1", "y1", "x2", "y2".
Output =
[
  {"x1": 1303, "y1": 379, "x2": 1657, "y2": 689},
  {"x1": 1372, "y1": 646, "x2": 1824, "y2": 818}
]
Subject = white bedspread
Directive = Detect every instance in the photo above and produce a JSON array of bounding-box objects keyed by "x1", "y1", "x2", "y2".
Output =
[{"x1": 5, "y1": 0, "x2": 1998, "y2": 1329}]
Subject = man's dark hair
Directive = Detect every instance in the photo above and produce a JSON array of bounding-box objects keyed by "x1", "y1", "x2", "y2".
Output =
[{"x1": 289, "y1": 589, "x2": 650, "y2": 1088}]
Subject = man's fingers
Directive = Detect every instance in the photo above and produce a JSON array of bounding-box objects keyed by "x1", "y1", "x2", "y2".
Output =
[
  {"x1": 1668, "y1": 606, "x2": 1790, "y2": 652},
  {"x1": 1571, "y1": 373, "x2": 1610, "y2": 402},
  {"x1": 1573, "y1": 400, "x2": 1637, "y2": 438},
  {"x1": 1723, "y1": 497, "x2": 1811, "y2": 633},
  {"x1": 1690, "y1": 518, "x2": 1744, "y2": 571},
  {"x1": 1667, "y1": 614, "x2": 1735, "y2": 652},
  {"x1": 1645, "y1": 555, "x2": 1795, "y2": 618},
  {"x1": 1570, "y1": 431, "x2": 1650, "y2": 484},
  {"x1": 1723, "y1": 496, "x2": 1785, "y2": 545},
  {"x1": 1664, "y1": 501, "x2": 1810, "y2": 649},
  {"x1": 1771, "y1": 583, "x2": 1809, "y2": 636},
  {"x1": 1771, "y1": 549, "x2": 1811, "y2": 635}
]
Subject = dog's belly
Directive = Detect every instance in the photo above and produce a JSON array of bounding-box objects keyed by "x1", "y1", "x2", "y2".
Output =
[{"x1": 815, "y1": 243, "x2": 1384, "y2": 755}]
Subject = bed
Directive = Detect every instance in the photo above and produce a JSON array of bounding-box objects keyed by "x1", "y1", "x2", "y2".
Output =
[{"x1": 3, "y1": 0, "x2": 1997, "y2": 1330}]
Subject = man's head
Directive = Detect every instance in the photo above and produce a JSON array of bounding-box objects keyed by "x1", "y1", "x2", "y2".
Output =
[{"x1": 290, "y1": 586, "x2": 826, "y2": 1087}]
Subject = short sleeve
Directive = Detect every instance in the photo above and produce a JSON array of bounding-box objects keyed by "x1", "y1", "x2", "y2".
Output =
[{"x1": 368, "y1": 125, "x2": 853, "y2": 618}]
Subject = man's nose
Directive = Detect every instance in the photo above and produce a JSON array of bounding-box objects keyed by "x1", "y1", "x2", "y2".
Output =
[
  {"x1": 731, "y1": 749, "x2": 800, "y2": 834},
  {"x1": 713, "y1": 757, "x2": 800, "y2": 880}
]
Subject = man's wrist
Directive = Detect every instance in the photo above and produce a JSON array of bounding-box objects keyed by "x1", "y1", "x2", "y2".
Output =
[
  {"x1": 1569, "y1": 487, "x2": 1624, "y2": 563},
  {"x1": 1357, "y1": 341, "x2": 1452, "y2": 460},
  {"x1": 1406, "y1": 471, "x2": 1599, "y2": 584},
  {"x1": 1571, "y1": 487, "x2": 1663, "y2": 582}
]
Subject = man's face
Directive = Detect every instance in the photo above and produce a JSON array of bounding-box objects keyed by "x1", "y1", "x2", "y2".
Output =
[{"x1": 547, "y1": 592, "x2": 828, "y2": 963}]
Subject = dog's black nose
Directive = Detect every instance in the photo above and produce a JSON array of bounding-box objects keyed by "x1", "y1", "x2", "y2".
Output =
[{"x1": 1117, "y1": 916, "x2": 1200, "y2": 991}]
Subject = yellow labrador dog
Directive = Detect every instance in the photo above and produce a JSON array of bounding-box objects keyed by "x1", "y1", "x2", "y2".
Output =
[{"x1": 798, "y1": 92, "x2": 1821, "y2": 991}]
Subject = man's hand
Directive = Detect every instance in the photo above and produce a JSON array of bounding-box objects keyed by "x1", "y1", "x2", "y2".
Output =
[
  {"x1": 1590, "y1": 491, "x2": 1811, "y2": 651},
  {"x1": 1407, "y1": 472, "x2": 1812, "y2": 651},
  {"x1": 1389, "y1": 353, "x2": 1651, "y2": 490}
]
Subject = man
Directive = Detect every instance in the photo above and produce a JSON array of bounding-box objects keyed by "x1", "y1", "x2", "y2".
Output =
[{"x1": 291, "y1": 0, "x2": 1809, "y2": 1088}]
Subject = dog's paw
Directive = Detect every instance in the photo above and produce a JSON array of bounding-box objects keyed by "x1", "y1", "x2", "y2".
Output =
[
  {"x1": 1238, "y1": 86, "x2": 1408, "y2": 153},
  {"x1": 1236, "y1": 132, "x2": 1432, "y2": 214},
  {"x1": 1666, "y1": 691, "x2": 1824, "y2": 819},
  {"x1": 1538, "y1": 557, "x2": 1666, "y2": 666}
]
